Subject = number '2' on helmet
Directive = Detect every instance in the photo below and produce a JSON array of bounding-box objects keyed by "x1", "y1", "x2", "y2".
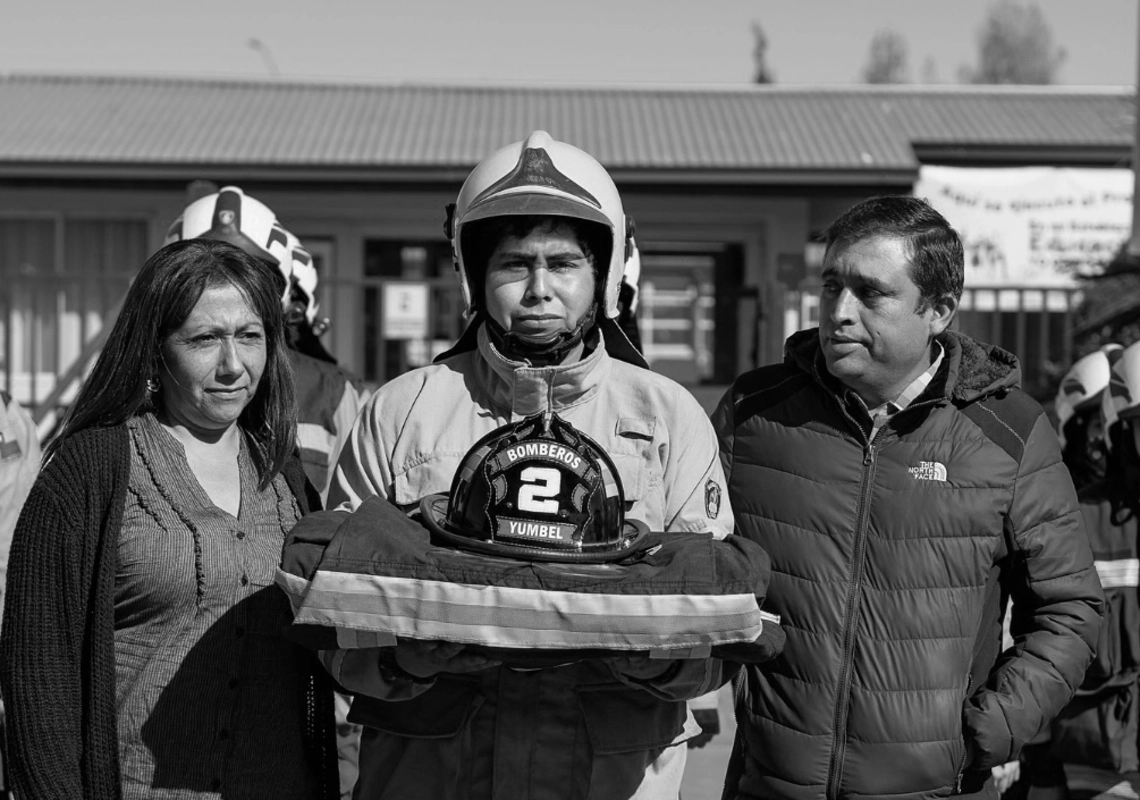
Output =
[{"x1": 420, "y1": 413, "x2": 649, "y2": 563}]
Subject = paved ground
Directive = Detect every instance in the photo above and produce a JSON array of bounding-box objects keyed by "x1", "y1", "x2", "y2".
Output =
[{"x1": 680, "y1": 684, "x2": 736, "y2": 800}]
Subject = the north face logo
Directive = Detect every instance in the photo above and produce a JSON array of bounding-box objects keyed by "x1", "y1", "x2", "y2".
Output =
[{"x1": 909, "y1": 461, "x2": 947, "y2": 482}]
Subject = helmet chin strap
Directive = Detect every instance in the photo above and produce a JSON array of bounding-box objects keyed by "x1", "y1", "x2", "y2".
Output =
[{"x1": 485, "y1": 303, "x2": 599, "y2": 367}]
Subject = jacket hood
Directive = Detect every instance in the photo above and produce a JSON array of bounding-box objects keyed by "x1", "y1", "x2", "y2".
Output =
[{"x1": 785, "y1": 328, "x2": 1021, "y2": 404}]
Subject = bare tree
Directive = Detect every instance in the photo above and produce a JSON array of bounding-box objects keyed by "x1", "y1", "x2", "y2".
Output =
[
  {"x1": 752, "y1": 22, "x2": 775, "y2": 84},
  {"x1": 861, "y1": 30, "x2": 910, "y2": 84},
  {"x1": 961, "y1": 0, "x2": 1066, "y2": 84}
]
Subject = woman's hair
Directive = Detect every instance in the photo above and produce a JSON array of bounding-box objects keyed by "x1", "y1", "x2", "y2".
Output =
[{"x1": 46, "y1": 239, "x2": 297, "y2": 488}]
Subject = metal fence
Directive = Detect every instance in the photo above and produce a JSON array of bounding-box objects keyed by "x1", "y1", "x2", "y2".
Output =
[
  {"x1": 1, "y1": 274, "x2": 127, "y2": 437},
  {"x1": 955, "y1": 286, "x2": 1082, "y2": 401},
  {"x1": 0, "y1": 278, "x2": 1086, "y2": 435}
]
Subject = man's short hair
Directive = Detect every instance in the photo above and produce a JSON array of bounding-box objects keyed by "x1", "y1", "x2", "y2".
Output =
[{"x1": 820, "y1": 195, "x2": 965, "y2": 310}]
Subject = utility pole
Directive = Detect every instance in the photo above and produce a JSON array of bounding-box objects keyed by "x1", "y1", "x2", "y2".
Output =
[
  {"x1": 1130, "y1": 11, "x2": 1140, "y2": 257},
  {"x1": 248, "y1": 38, "x2": 281, "y2": 77}
]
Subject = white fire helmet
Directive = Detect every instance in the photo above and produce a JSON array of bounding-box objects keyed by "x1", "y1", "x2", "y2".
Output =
[
  {"x1": 445, "y1": 130, "x2": 632, "y2": 319},
  {"x1": 284, "y1": 230, "x2": 320, "y2": 326},
  {"x1": 165, "y1": 185, "x2": 293, "y2": 302},
  {"x1": 1055, "y1": 345, "x2": 1118, "y2": 447},
  {"x1": 1101, "y1": 342, "x2": 1140, "y2": 449}
]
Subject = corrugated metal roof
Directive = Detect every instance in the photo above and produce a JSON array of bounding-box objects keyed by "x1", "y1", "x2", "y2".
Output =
[{"x1": 0, "y1": 74, "x2": 1133, "y2": 179}]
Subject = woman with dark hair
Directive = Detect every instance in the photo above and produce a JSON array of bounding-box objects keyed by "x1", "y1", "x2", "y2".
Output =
[{"x1": 0, "y1": 239, "x2": 338, "y2": 800}]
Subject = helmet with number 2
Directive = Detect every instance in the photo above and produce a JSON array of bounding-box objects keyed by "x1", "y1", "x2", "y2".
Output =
[
  {"x1": 165, "y1": 186, "x2": 293, "y2": 302},
  {"x1": 446, "y1": 130, "x2": 632, "y2": 319},
  {"x1": 421, "y1": 413, "x2": 649, "y2": 563}
]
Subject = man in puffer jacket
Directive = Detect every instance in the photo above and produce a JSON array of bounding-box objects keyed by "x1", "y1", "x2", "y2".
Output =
[{"x1": 714, "y1": 195, "x2": 1104, "y2": 800}]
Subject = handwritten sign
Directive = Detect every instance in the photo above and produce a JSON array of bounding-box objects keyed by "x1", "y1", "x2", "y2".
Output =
[{"x1": 915, "y1": 166, "x2": 1133, "y2": 288}]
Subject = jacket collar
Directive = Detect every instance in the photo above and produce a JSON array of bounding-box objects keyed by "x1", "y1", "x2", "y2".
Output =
[
  {"x1": 785, "y1": 327, "x2": 1021, "y2": 405},
  {"x1": 473, "y1": 323, "x2": 609, "y2": 419},
  {"x1": 435, "y1": 313, "x2": 649, "y2": 369}
]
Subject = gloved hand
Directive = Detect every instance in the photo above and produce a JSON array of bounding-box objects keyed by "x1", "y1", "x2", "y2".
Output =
[
  {"x1": 391, "y1": 640, "x2": 500, "y2": 679},
  {"x1": 606, "y1": 654, "x2": 676, "y2": 681}
]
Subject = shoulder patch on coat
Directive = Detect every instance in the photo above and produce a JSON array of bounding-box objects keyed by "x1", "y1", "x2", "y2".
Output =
[
  {"x1": 959, "y1": 390, "x2": 1042, "y2": 463},
  {"x1": 733, "y1": 365, "x2": 811, "y2": 423},
  {"x1": 705, "y1": 479, "x2": 722, "y2": 519}
]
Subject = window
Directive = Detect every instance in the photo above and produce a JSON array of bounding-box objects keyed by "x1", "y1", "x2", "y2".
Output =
[
  {"x1": 360, "y1": 239, "x2": 464, "y2": 383},
  {"x1": 1, "y1": 216, "x2": 146, "y2": 406}
]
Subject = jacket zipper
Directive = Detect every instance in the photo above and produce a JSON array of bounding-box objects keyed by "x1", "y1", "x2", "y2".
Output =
[
  {"x1": 954, "y1": 673, "x2": 974, "y2": 793},
  {"x1": 815, "y1": 376, "x2": 947, "y2": 799},
  {"x1": 825, "y1": 426, "x2": 880, "y2": 800}
]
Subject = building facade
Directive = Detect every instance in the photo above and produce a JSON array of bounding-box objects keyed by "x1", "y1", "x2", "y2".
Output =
[{"x1": 0, "y1": 76, "x2": 1132, "y2": 426}]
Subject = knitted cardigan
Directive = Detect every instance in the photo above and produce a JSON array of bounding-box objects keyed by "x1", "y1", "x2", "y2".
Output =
[{"x1": 0, "y1": 422, "x2": 338, "y2": 800}]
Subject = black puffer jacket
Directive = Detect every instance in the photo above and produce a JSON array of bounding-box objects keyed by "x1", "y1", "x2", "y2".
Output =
[{"x1": 714, "y1": 330, "x2": 1104, "y2": 800}]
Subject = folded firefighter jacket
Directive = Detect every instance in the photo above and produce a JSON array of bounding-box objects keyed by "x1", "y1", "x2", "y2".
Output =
[{"x1": 276, "y1": 496, "x2": 783, "y2": 664}]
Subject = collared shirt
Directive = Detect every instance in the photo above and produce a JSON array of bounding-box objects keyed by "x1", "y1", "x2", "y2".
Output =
[{"x1": 851, "y1": 340, "x2": 946, "y2": 435}]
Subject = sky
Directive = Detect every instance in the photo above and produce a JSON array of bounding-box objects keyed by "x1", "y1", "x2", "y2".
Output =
[{"x1": 2, "y1": 0, "x2": 1136, "y2": 87}]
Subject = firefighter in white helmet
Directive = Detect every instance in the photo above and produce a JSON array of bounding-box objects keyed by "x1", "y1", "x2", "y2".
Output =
[
  {"x1": 319, "y1": 131, "x2": 736, "y2": 799},
  {"x1": 1055, "y1": 344, "x2": 1120, "y2": 491},
  {"x1": 1038, "y1": 342, "x2": 1140, "y2": 792}
]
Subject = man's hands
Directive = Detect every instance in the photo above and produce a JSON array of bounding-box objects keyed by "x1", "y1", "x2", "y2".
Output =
[
  {"x1": 392, "y1": 640, "x2": 501, "y2": 679},
  {"x1": 991, "y1": 760, "x2": 1020, "y2": 795}
]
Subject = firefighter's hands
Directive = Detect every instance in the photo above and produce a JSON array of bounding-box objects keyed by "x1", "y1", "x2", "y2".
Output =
[
  {"x1": 393, "y1": 640, "x2": 501, "y2": 678},
  {"x1": 606, "y1": 654, "x2": 677, "y2": 680}
]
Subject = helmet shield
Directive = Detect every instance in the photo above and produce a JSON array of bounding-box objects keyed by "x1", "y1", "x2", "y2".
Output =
[
  {"x1": 421, "y1": 413, "x2": 649, "y2": 563},
  {"x1": 462, "y1": 192, "x2": 613, "y2": 230}
]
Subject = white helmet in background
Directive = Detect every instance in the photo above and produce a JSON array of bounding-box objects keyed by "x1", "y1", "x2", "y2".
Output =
[
  {"x1": 1102, "y1": 342, "x2": 1140, "y2": 449},
  {"x1": 1055, "y1": 345, "x2": 1117, "y2": 447},
  {"x1": 165, "y1": 185, "x2": 293, "y2": 301},
  {"x1": 445, "y1": 130, "x2": 632, "y2": 318},
  {"x1": 284, "y1": 230, "x2": 320, "y2": 326}
]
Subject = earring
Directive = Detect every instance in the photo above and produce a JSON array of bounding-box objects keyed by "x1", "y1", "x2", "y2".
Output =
[{"x1": 146, "y1": 377, "x2": 161, "y2": 394}]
